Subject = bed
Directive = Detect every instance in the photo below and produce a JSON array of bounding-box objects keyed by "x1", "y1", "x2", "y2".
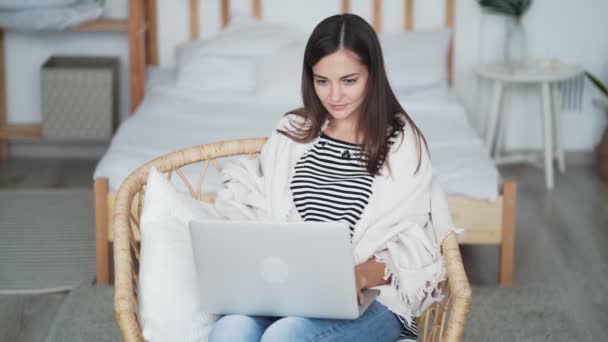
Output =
[{"x1": 92, "y1": 0, "x2": 517, "y2": 291}]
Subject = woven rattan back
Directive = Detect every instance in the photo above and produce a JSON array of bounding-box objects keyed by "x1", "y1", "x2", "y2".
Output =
[{"x1": 113, "y1": 138, "x2": 471, "y2": 342}]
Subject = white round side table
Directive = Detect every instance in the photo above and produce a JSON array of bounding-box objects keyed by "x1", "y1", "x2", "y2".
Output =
[{"x1": 475, "y1": 61, "x2": 583, "y2": 190}]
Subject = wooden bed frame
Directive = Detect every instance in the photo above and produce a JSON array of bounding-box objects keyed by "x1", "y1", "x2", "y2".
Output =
[{"x1": 1, "y1": 0, "x2": 517, "y2": 287}]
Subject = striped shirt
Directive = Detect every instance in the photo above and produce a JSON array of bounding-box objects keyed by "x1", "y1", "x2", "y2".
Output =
[
  {"x1": 290, "y1": 133, "x2": 374, "y2": 236},
  {"x1": 289, "y1": 131, "x2": 417, "y2": 340}
]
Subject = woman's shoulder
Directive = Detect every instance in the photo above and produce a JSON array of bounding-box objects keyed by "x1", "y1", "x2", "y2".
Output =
[
  {"x1": 271, "y1": 109, "x2": 309, "y2": 134},
  {"x1": 387, "y1": 113, "x2": 430, "y2": 168},
  {"x1": 386, "y1": 113, "x2": 408, "y2": 148}
]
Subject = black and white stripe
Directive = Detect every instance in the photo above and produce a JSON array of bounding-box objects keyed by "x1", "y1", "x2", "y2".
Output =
[
  {"x1": 397, "y1": 318, "x2": 418, "y2": 340},
  {"x1": 289, "y1": 130, "x2": 417, "y2": 340},
  {"x1": 290, "y1": 133, "x2": 374, "y2": 236}
]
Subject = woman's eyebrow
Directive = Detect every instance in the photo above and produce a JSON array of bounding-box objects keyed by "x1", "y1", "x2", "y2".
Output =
[{"x1": 313, "y1": 73, "x2": 359, "y2": 79}]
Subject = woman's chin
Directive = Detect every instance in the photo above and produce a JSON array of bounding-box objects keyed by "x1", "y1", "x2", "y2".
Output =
[{"x1": 328, "y1": 109, "x2": 352, "y2": 120}]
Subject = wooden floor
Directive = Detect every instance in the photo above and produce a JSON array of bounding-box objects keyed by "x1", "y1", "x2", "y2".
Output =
[{"x1": 0, "y1": 158, "x2": 607, "y2": 341}]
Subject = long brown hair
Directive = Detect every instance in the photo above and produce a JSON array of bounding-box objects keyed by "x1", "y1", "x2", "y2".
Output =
[{"x1": 278, "y1": 14, "x2": 428, "y2": 175}]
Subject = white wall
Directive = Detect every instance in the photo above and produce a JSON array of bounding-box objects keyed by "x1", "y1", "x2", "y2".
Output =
[
  {"x1": 5, "y1": 1, "x2": 129, "y2": 123},
  {"x1": 5, "y1": 0, "x2": 608, "y2": 151},
  {"x1": 475, "y1": 0, "x2": 608, "y2": 151}
]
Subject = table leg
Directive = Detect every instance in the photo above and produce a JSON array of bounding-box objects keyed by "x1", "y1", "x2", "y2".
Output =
[
  {"x1": 541, "y1": 83, "x2": 554, "y2": 189},
  {"x1": 551, "y1": 83, "x2": 566, "y2": 173},
  {"x1": 494, "y1": 87, "x2": 509, "y2": 160},
  {"x1": 485, "y1": 81, "x2": 504, "y2": 157}
]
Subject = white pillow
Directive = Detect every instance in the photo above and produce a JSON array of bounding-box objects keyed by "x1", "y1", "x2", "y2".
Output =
[
  {"x1": 174, "y1": 14, "x2": 305, "y2": 94},
  {"x1": 138, "y1": 167, "x2": 221, "y2": 342},
  {"x1": 254, "y1": 29, "x2": 451, "y2": 101},
  {"x1": 187, "y1": 12, "x2": 306, "y2": 59},
  {"x1": 255, "y1": 39, "x2": 306, "y2": 103},
  {"x1": 379, "y1": 29, "x2": 452, "y2": 91},
  {"x1": 176, "y1": 55, "x2": 256, "y2": 94}
]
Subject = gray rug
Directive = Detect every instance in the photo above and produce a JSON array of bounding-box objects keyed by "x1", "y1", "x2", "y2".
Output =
[
  {"x1": 0, "y1": 189, "x2": 95, "y2": 294},
  {"x1": 465, "y1": 284, "x2": 579, "y2": 341},
  {"x1": 45, "y1": 285, "x2": 121, "y2": 342},
  {"x1": 42, "y1": 283, "x2": 583, "y2": 342}
]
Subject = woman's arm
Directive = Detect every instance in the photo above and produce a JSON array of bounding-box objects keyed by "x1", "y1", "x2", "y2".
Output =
[{"x1": 354, "y1": 258, "x2": 390, "y2": 304}]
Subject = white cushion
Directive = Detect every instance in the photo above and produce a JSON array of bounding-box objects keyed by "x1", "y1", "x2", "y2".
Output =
[
  {"x1": 255, "y1": 39, "x2": 306, "y2": 104},
  {"x1": 379, "y1": 29, "x2": 452, "y2": 91},
  {"x1": 138, "y1": 167, "x2": 220, "y2": 342}
]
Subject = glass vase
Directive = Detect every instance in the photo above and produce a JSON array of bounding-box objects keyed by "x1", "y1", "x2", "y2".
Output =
[{"x1": 504, "y1": 17, "x2": 527, "y2": 69}]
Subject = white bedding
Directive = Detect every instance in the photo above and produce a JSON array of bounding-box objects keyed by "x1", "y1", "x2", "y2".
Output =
[
  {"x1": 0, "y1": 0, "x2": 102, "y2": 31},
  {"x1": 94, "y1": 68, "x2": 499, "y2": 201}
]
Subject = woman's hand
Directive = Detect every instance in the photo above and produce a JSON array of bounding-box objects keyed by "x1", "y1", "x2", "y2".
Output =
[
  {"x1": 354, "y1": 266, "x2": 369, "y2": 305},
  {"x1": 354, "y1": 258, "x2": 390, "y2": 305}
]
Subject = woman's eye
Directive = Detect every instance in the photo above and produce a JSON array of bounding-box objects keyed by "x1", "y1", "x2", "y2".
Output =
[
  {"x1": 315, "y1": 79, "x2": 327, "y2": 85},
  {"x1": 344, "y1": 79, "x2": 357, "y2": 84}
]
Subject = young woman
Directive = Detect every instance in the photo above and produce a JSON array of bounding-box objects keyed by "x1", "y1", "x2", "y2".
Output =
[{"x1": 209, "y1": 13, "x2": 448, "y2": 342}]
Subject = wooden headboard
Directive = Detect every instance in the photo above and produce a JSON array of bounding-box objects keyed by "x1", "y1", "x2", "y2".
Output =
[{"x1": 131, "y1": 0, "x2": 455, "y2": 113}]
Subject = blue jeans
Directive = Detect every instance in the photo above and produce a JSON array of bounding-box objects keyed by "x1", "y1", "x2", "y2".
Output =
[{"x1": 208, "y1": 300, "x2": 403, "y2": 342}]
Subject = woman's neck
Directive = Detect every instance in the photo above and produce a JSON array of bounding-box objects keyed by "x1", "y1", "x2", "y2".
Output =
[{"x1": 324, "y1": 118, "x2": 362, "y2": 144}]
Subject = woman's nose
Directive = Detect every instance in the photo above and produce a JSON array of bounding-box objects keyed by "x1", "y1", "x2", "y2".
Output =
[{"x1": 329, "y1": 84, "x2": 343, "y2": 102}]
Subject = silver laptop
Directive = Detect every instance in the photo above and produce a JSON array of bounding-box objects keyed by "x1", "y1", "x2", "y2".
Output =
[{"x1": 189, "y1": 220, "x2": 380, "y2": 320}]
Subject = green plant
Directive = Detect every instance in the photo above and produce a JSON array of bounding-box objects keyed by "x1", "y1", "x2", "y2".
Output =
[
  {"x1": 477, "y1": 0, "x2": 533, "y2": 18},
  {"x1": 585, "y1": 71, "x2": 608, "y2": 99}
]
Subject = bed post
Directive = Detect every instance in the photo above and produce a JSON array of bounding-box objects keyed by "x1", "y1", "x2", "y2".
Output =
[
  {"x1": 372, "y1": 0, "x2": 382, "y2": 32},
  {"x1": 145, "y1": 0, "x2": 158, "y2": 66},
  {"x1": 252, "y1": 0, "x2": 262, "y2": 19},
  {"x1": 446, "y1": 0, "x2": 455, "y2": 86},
  {"x1": 95, "y1": 178, "x2": 110, "y2": 284},
  {"x1": 404, "y1": 0, "x2": 413, "y2": 31},
  {"x1": 341, "y1": 0, "x2": 350, "y2": 13},
  {"x1": 190, "y1": 0, "x2": 200, "y2": 39},
  {"x1": 499, "y1": 179, "x2": 517, "y2": 286},
  {"x1": 221, "y1": 0, "x2": 230, "y2": 28},
  {"x1": 128, "y1": 0, "x2": 146, "y2": 113}
]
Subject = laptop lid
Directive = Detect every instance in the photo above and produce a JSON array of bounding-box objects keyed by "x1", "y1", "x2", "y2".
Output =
[{"x1": 189, "y1": 220, "x2": 378, "y2": 319}]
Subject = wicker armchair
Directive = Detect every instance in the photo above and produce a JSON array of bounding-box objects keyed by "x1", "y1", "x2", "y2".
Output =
[{"x1": 113, "y1": 138, "x2": 472, "y2": 342}]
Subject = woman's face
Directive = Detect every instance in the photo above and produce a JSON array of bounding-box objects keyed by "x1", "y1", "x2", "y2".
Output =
[{"x1": 312, "y1": 49, "x2": 368, "y2": 123}]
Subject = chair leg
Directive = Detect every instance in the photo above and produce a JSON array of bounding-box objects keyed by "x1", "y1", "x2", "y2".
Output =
[
  {"x1": 499, "y1": 179, "x2": 517, "y2": 286},
  {"x1": 95, "y1": 178, "x2": 110, "y2": 284}
]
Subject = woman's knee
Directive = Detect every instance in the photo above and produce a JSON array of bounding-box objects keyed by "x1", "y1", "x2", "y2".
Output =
[
  {"x1": 261, "y1": 317, "x2": 312, "y2": 342},
  {"x1": 208, "y1": 315, "x2": 267, "y2": 342}
]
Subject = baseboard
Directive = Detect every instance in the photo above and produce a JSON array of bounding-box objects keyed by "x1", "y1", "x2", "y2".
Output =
[{"x1": 8, "y1": 141, "x2": 108, "y2": 159}]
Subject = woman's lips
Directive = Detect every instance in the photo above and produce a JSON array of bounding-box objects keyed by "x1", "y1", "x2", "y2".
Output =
[{"x1": 329, "y1": 104, "x2": 347, "y2": 111}]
